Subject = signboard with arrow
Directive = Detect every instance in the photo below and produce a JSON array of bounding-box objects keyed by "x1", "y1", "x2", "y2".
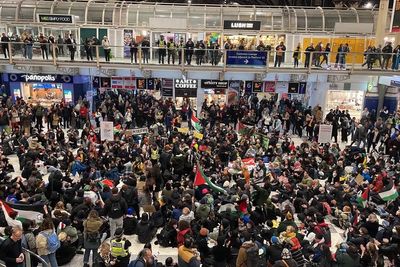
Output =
[{"x1": 226, "y1": 50, "x2": 267, "y2": 66}]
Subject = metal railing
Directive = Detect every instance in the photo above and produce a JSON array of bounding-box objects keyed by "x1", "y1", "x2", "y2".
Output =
[
  {"x1": 0, "y1": 237, "x2": 48, "y2": 267},
  {"x1": 0, "y1": 41, "x2": 399, "y2": 73}
]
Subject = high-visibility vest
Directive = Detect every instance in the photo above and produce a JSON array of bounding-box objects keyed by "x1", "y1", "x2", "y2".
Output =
[
  {"x1": 159, "y1": 40, "x2": 165, "y2": 48},
  {"x1": 110, "y1": 239, "x2": 128, "y2": 257}
]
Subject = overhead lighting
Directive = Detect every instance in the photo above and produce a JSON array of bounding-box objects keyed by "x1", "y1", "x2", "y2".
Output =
[
  {"x1": 364, "y1": 2, "x2": 373, "y2": 9},
  {"x1": 188, "y1": 0, "x2": 191, "y2": 4}
]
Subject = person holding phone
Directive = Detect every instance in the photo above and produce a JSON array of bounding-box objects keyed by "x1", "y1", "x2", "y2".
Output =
[{"x1": 0, "y1": 226, "x2": 25, "y2": 267}]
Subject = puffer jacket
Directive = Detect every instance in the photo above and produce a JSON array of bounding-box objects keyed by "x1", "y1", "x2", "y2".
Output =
[
  {"x1": 236, "y1": 241, "x2": 256, "y2": 267},
  {"x1": 178, "y1": 245, "x2": 201, "y2": 267}
]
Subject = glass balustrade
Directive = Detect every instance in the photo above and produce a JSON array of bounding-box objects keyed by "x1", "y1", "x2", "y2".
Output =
[{"x1": 1, "y1": 42, "x2": 399, "y2": 72}]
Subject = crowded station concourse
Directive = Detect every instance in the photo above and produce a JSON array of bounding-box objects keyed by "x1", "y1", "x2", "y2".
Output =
[
  {"x1": 0, "y1": 86, "x2": 399, "y2": 267},
  {"x1": 0, "y1": 2, "x2": 400, "y2": 267}
]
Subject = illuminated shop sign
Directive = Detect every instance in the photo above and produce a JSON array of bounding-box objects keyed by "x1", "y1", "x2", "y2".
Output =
[
  {"x1": 223, "y1": 20, "x2": 261, "y2": 30},
  {"x1": 38, "y1": 14, "x2": 73, "y2": 24},
  {"x1": 174, "y1": 79, "x2": 198, "y2": 89},
  {"x1": 201, "y1": 80, "x2": 228, "y2": 89}
]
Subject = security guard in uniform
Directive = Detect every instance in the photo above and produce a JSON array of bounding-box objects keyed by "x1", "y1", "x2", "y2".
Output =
[
  {"x1": 110, "y1": 228, "x2": 131, "y2": 267},
  {"x1": 167, "y1": 38, "x2": 176, "y2": 65},
  {"x1": 157, "y1": 35, "x2": 167, "y2": 64}
]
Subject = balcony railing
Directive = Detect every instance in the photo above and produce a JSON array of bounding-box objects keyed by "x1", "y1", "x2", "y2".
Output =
[{"x1": 0, "y1": 42, "x2": 398, "y2": 73}]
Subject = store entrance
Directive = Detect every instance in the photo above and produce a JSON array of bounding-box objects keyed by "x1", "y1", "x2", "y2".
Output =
[
  {"x1": 21, "y1": 82, "x2": 65, "y2": 107},
  {"x1": 223, "y1": 34, "x2": 257, "y2": 50}
]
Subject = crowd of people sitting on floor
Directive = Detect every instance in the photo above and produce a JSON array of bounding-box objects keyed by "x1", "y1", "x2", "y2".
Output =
[{"x1": 0, "y1": 89, "x2": 399, "y2": 267}]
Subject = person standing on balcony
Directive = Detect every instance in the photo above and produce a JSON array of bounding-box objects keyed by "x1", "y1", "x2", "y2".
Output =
[
  {"x1": 141, "y1": 37, "x2": 150, "y2": 64},
  {"x1": 185, "y1": 38, "x2": 194, "y2": 65},
  {"x1": 156, "y1": 35, "x2": 167, "y2": 64},
  {"x1": 48, "y1": 35, "x2": 57, "y2": 58},
  {"x1": 84, "y1": 37, "x2": 93, "y2": 61},
  {"x1": 129, "y1": 37, "x2": 138, "y2": 64},
  {"x1": 65, "y1": 34, "x2": 76, "y2": 61},
  {"x1": 102, "y1": 36, "x2": 111, "y2": 62},
  {"x1": 39, "y1": 33, "x2": 49, "y2": 60},
  {"x1": 314, "y1": 41, "x2": 323, "y2": 67},
  {"x1": 375, "y1": 44, "x2": 383, "y2": 69},
  {"x1": 274, "y1": 41, "x2": 286, "y2": 67},
  {"x1": 1, "y1": 32, "x2": 10, "y2": 59},
  {"x1": 167, "y1": 38, "x2": 176, "y2": 65},
  {"x1": 24, "y1": 34, "x2": 33, "y2": 60},
  {"x1": 210, "y1": 41, "x2": 220, "y2": 66},
  {"x1": 391, "y1": 44, "x2": 400, "y2": 70},
  {"x1": 177, "y1": 38, "x2": 185, "y2": 65},
  {"x1": 57, "y1": 35, "x2": 64, "y2": 56},
  {"x1": 382, "y1": 42, "x2": 393, "y2": 70},
  {"x1": 304, "y1": 43, "x2": 314, "y2": 68},
  {"x1": 293, "y1": 44, "x2": 300, "y2": 68},
  {"x1": 196, "y1": 40, "x2": 206, "y2": 65},
  {"x1": 320, "y1": 42, "x2": 330, "y2": 67}
]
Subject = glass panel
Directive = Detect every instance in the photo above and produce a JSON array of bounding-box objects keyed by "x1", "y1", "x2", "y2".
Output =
[
  {"x1": 172, "y1": 6, "x2": 188, "y2": 19},
  {"x1": 20, "y1": 7, "x2": 34, "y2": 20},
  {"x1": 206, "y1": 7, "x2": 220, "y2": 27},
  {"x1": 273, "y1": 15, "x2": 282, "y2": 30},
  {"x1": 104, "y1": 9, "x2": 113, "y2": 24},
  {"x1": 308, "y1": 16, "x2": 323, "y2": 31},
  {"x1": 324, "y1": 11, "x2": 339, "y2": 31},
  {"x1": 358, "y1": 11, "x2": 374, "y2": 23},
  {"x1": 70, "y1": 7, "x2": 85, "y2": 23},
  {"x1": 238, "y1": 10, "x2": 254, "y2": 21},
  {"x1": 87, "y1": 9, "x2": 103, "y2": 23},
  {"x1": 189, "y1": 15, "x2": 204, "y2": 28},
  {"x1": 257, "y1": 11, "x2": 273, "y2": 30},
  {"x1": 341, "y1": 10, "x2": 357, "y2": 23},
  {"x1": 2, "y1": 7, "x2": 16, "y2": 21},
  {"x1": 127, "y1": 6, "x2": 138, "y2": 26},
  {"x1": 138, "y1": 7, "x2": 154, "y2": 27},
  {"x1": 296, "y1": 12, "x2": 306, "y2": 31},
  {"x1": 155, "y1": 7, "x2": 170, "y2": 18}
]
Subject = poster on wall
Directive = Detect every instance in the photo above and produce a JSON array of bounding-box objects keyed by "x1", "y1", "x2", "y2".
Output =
[
  {"x1": 227, "y1": 80, "x2": 241, "y2": 105},
  {"x1": 124, "y1": 29, "x2": 133, "y2": 58},
  {"x1": 253, "y1": 82, "x2": 263, "y2": 93},
  {"x1": 100, "y1": 77, "x2": 111, "y2": 90},
  {"x1": 161, "y1": 79, "x2": 173, "y2": 97},
  {"x1": 112, "y1": 77, "x2": 124, "y2": 89},
  {"x1": 264, "y1": 81, "x2": 276, "y2": 93},
  {"x1": 124, "y1": 77, "x2": 135, "y2": 90},
  {"x1": 136, "y1": 78, "x2": 147, "y2": 90},
  {"x1": 64, "y1": 89, "x2": 73, "y2": 103},
  {"x1": 147, "y1": 78, "x2": 155, "y2": 90},
  {"x1": 318, "y1": 124, "x2": 333, "y2": 144},
  {"x1": 288, "y1": 83, "x2": 299, "y2": 94},
  {"x1": 275, "y1": 82, "x2": 288, "y2": 93},
  {"x1": 100, "y1": 121, "x2": 114, "y2": 141}
]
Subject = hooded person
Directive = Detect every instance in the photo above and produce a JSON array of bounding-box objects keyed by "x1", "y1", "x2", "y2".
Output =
[
  {"x1": 136, "y1": 213, "x2": 156, "y2": 244},
  {"x1": 265, "y1": 236, "x2": 284, "y2": 265}
]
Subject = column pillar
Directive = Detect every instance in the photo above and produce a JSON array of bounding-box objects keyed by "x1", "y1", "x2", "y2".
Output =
[{"x1": 376, "y1": 0, "x2": 390, "y2": 46}]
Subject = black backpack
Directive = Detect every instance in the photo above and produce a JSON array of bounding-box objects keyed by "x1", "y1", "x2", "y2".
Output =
[
  {"x1": 157, "y1": 227, "x2": 170, "y2": 247},
  {"x1": 111, "y1": 200, "x2": 122, "y2": 215},
  {"x1": 246, "y1": 243, "x2": 260, "y2": 267},
  {"x1": 86, "y1": 231, "x2": 99, "y2": 243}
]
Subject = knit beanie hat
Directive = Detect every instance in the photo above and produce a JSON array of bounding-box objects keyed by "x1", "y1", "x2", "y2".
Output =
[{"x1": 281, "y1": 248, "x2": 292, "y2": 259}]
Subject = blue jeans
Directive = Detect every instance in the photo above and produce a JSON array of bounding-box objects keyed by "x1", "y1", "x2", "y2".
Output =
[
  {"x1": 26, "y1": 45, "x2": 33, "y2": 59},
  {"x1": 42, "y1": 252, "x2": 58, "y2": 267}
]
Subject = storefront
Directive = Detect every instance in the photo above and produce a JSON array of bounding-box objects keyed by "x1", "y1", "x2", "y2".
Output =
[
  {"x1": 223, "y1": 20, "x2": 261, "y2": 50},
  {"x1": 325, "y1": 87, "x2": 365, "y2": 119},
  {"x1": 174, "y1": 78, "x2": 198, "y2": 110},
  {"x1": 200, "y1": 80, "x2": 228, "y2": 107},
  {"x1": 7, "y1": 73, "x2": 73, "y2": 106}
]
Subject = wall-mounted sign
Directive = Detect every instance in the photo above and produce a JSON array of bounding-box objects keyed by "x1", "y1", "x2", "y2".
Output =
[
  {"x1": 9, "y1": 74, "x2": 73, "y2": 83},
  {"x1": 390, "y1": 80, "x2": 400, "y2": 87},
  {"x1": 38, "y1": 14, "x2": 73, "y2": 24},
  {"x1": 253, "y1": 81, "x2": 263, "y2": 93},
  {"x1": 226, "y1": 51, "x2": 267, "y2": 66},
  {"x1": 174, "y1": 79, "x2": 198, "y2": 89},
  {"x1": 288, "y1": 82, "x2": 299, "y2": 94},
  {"x1": 201, "y1": 80, "x2": 228, "y2": 89},
  {"x1": 136, "y1": 78, "x2": 147, "y2": 90},
  {"x1": 264, "y1": 81, "x2": 276, "y2": 93},
  {"x1": 245, "y1": 81, "x2": 253, "y2": 93},
  {"x1": 299, "y1": 82, "x2": 307, "y2": 94},
  {"x1": 223, "y1": 20, "x2": 261, "y2": 30},
  {"x1": 111, "y1": 77, "x2": 135, "y2": 90}
]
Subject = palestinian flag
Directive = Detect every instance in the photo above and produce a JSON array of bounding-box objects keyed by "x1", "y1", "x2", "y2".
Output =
[
  {"x1": 1, "y1": 201, "x2": 46, "y2": 222},
  {"x1": 379, "y1": 183, "x2": 399, "y2": 202},
  {"x1": 242, "y1": 158, "x2": 256, "y2": 171},
  {"x1": 194, "y1": 164, "x2": 227, "y2": 195},
  {"x1": 357, "y1": 187, "x2": 369, "y2": 208},
  {"x1": 237, "y1": 121, "x2": 254, "y2": 136},
  {"x1": 191, "y1": 114, "x2": 202, "y2": 132},
  {"x1": 258, "y1": 133, "x2": 270, "y2": 149}
]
